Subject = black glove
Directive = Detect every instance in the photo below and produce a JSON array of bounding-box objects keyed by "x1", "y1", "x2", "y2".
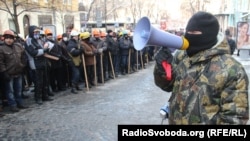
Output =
[
  {"x1": 93, "y1": 49, "x2": 98, "y2": 55},
  {"x1": 3, "y1": 72, "x2": 11, "y2": 81},
  {"x1": 154, "y1": 47, "x2": 173, "y2": 66},
  {"x1": 43, "y1": 48, "x2": 49, "y2": 53},
  {"x1": 79, "y1": 46, "x2": 84, "y2": 53}
]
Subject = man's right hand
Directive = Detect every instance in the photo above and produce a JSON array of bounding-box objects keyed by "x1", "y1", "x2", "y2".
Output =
[
  {"x1": 154, "y1": 47, "x2": 173, "y2": 65},
  {"x1": 43, "y1": 48, "x2": 49, "y2": 53}
]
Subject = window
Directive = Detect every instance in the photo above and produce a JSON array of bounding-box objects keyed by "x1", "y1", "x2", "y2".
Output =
[{"x1": 63, "y1": 0, "x2": 71, "y2": 5}]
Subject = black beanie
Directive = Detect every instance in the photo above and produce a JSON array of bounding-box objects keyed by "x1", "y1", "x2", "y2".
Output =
[
  {"x1": 62, "y1": 33, "x2": 68, "y2": 37},
  {"x1": 185, "y1": 11, "x2": 220, "y2": 56},
  {"x1": 107, "y1": 29, "x2": 113, "y2": 34}
]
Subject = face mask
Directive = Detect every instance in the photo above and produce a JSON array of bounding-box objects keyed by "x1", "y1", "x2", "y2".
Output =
[
  {"x1": 34, "y1": 33, "x2": 40, "y2": 39},
  {"x1": 41, "y1": 37, "x2": 46, "y2": 42},
  {"x1": 63, "y1": 37, "x2": 68, "y2": 41},
  {"x1": 47, "y1": 36, "x2": 53, "y2": 41},
  {"x1": 184, "y1": 33, "x2": 217, "y2": 57}
]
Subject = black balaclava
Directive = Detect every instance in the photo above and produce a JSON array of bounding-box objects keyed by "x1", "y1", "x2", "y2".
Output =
[{"x1": 184, "y1": 11, "x2": 219, "y2": 57}]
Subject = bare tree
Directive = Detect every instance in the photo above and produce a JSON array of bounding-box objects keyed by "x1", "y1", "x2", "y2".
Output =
[
  {"x1": 0, "y1": 0, "x2": 47, "y2": 33},
  {"x1": 180, "y1": 0, "x2": 211, "y2": 17},
  {"x1": 85, "y1": 0, "x2": 96, "y2": 22}
]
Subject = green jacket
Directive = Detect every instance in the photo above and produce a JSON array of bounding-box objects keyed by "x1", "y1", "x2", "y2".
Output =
[{"x1": 154, "y1": 32, "x2": 249, "y2": 124}]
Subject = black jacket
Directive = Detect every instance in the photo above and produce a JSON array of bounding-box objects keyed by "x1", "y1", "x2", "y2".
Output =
[{"x1": 25, "y1": 25, "x2": 46, "y2": 70}]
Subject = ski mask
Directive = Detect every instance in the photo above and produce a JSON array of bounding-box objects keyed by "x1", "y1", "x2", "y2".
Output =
[{"x1": 184, "y1": 11, "x2": 219, "y2": 57}]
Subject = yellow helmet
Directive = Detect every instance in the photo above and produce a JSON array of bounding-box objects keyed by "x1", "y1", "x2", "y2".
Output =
[
  {"x1": 119, "y1": 32, "x2": 123, "y2": 36},
  {"x1": 80, "y1": 32, "x2": 90, "y2": 39}
]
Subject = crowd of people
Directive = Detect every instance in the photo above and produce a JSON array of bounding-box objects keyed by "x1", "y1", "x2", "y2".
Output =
[
  {"x1": 0, "y1": 26, "x2": 156, "y2": 116},
  {"x1": 1, "y1": 11, "x2": 248, "y2": 125}
]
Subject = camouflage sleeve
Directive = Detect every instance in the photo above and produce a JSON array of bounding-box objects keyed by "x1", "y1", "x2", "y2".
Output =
[{"x1": 219, "y1": 63, "x2": 249, "y2": 124}]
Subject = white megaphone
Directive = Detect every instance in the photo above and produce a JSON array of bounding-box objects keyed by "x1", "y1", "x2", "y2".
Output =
[{"x1": 133, "y1": 17, "x2": 189, "y2": 52}]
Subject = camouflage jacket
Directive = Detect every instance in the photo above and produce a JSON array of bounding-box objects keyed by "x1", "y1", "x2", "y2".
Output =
[{"x1": 154, "y1": 32, "x2": 249, "y2": 124}]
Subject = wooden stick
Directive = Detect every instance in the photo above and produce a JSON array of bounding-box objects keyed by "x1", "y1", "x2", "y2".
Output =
[
  {"x1": 94, "y1": 55, "x2": 97, "y2": 86},
  {"x1": 128, "y1": 48, "x2": 131, "y2": 74},
  {"x1": 136, "y1": 51, "x2": 138, "y2": 71},
  {"x1": 100, "y1": 53, "x2": 104, "y2": 84},
  {"x1": 140, "y1": 51, "x2": 144, "y2": 69},
  {"x1": 81, "y1": 54, "x2": 89, "y2": 91},
  {"x1": 108, "y1": 52, "x2": 115, "y2": 79},
  {"x1": 44, "y1": 53, "x2": 59, "y2": 60}
]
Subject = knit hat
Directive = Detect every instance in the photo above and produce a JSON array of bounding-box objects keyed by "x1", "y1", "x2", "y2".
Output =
[
  {"x1": 185, "y1": 11, "x2": 220, "y2": 56},
  {"x1": 107, "y1": 29, "x2": 113, "y2": 34},
  {"x1": 62, "y1": 33, "x2": 68, "y2": 37}
]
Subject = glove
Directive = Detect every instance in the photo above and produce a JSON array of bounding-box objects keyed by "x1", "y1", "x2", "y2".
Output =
[
  {"x1": 154, "y1": 47, "x2": 173, "y2": 80},
  {"x1": 98, "y1": 48, "x2": 103, "y2": 53},
  {"x1": 43, "y1": 48, "x2": 49, "y2": 53},
  {"x1": 3, "y1": 72, "x2": 11, "y2": 81},
  {"x1": 93, "y1": 49, "x2": 98, "y2": 55},
  {"x1": 79, "y1": 47, "x2": 84, "y2": 54},
  {"x1": 154, "y1": 47, "x2": 173, "y2": 66}
]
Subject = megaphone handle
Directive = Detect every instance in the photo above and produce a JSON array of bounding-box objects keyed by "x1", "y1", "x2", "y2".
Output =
[{"x1": 161, "y1": 61, "x2": 171, "y2": 81}]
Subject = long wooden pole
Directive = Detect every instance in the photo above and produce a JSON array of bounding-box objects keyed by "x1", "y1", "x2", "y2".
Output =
[
  {"x1": 100, "y1": 53, "x2": 104, "y2": 84},
  {"x1": 81, "y1": 54, "x2": 89, "y2": 91},
  {"x1": 94, "y1": 55, "x2": 97, "y2": 86},
  {"x1": 128, "y1": 48, "x2": 131, "y2": 74},
  {"x1": 140, "y1": 51, "x2": 144, "y2": 69},
  {"x1": 44, "y1": 53, "x2": 59, "y2": 60},
  {"x1": 136, "y1": 51, "x2": 138, "y2": 71},
  {"x1": 108, "y1": 52, "x2": 115, "y2": 79}
]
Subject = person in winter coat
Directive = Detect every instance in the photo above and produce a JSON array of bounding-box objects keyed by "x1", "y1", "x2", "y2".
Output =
[
  {"x1": 66, "y1": 30, "x2": 84, "y2": 94},
  {"x1": 25, "y1": 25, "x2": 53, "y2": 105},
  {"x1": 80, "y1": 32, "x2": 97, "y2": 87},
  {"x1": 0, "y1": 30, "x2": 28, "y2": 112},
  {"x1": 154, "y1": 11, "x2": 249, "y2": 124}
]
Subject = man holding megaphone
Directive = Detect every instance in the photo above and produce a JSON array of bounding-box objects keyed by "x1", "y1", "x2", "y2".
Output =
[{"x1": 153, "y1": 11, "x2": 249, "y2": 125}]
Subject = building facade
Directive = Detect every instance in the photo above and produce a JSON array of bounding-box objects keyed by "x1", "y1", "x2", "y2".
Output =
[{"x1": 0, "y1": 0, "x2": 80, "y2": 37}]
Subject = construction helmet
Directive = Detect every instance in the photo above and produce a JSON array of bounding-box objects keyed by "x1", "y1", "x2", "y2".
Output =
[
  {"x1": 44, "y1": 29, "x2": 52, "y2": 35},
  {"x1": 100, "y1": 32, "x2": 106, "y2": 37},
  {"x1": 92, "y1": 29, "x2": 100, "y2": 36},
  {"x1": 3, "y1": 30, "x2": 15, "y2": 36},
  {"x1": 118, "y1": 32, "x2": 123, "y2": 37},
  {"x1": 57, "y1": 34, "x2": 62, "y2": 40},
  {"x1": 80, "y1": 32, "x2": 90, "y2": 39},
  {"x1": 70, "y1": 30, "x2": 79, "y2": 36},
  {"x1": 40, "y1": 30, "x2": 45, "y2": 35},
  {"x1": 122, "y1": 30, "x2": 128, "y2": 35}
]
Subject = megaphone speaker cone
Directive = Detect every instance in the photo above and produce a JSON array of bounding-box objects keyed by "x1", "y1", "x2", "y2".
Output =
[
  {"x1": 133, "y1": 17, "x2": 151, "y2": 50},
  {"x1": 133, "y1": 16, "x2": 189, "y2": 52}
]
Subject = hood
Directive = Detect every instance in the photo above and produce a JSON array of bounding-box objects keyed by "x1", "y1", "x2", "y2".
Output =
[{"x1": 28, "y1": 25, "x2": 39, "y2": 39}]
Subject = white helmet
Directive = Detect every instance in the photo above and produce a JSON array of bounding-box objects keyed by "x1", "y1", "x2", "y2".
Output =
[
  {"x1": 70, "y1": 30, "x2": 79, "y2": 36},
  {"x1": 40, "y1": 30, "x2": 45, "y2": 35}
]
